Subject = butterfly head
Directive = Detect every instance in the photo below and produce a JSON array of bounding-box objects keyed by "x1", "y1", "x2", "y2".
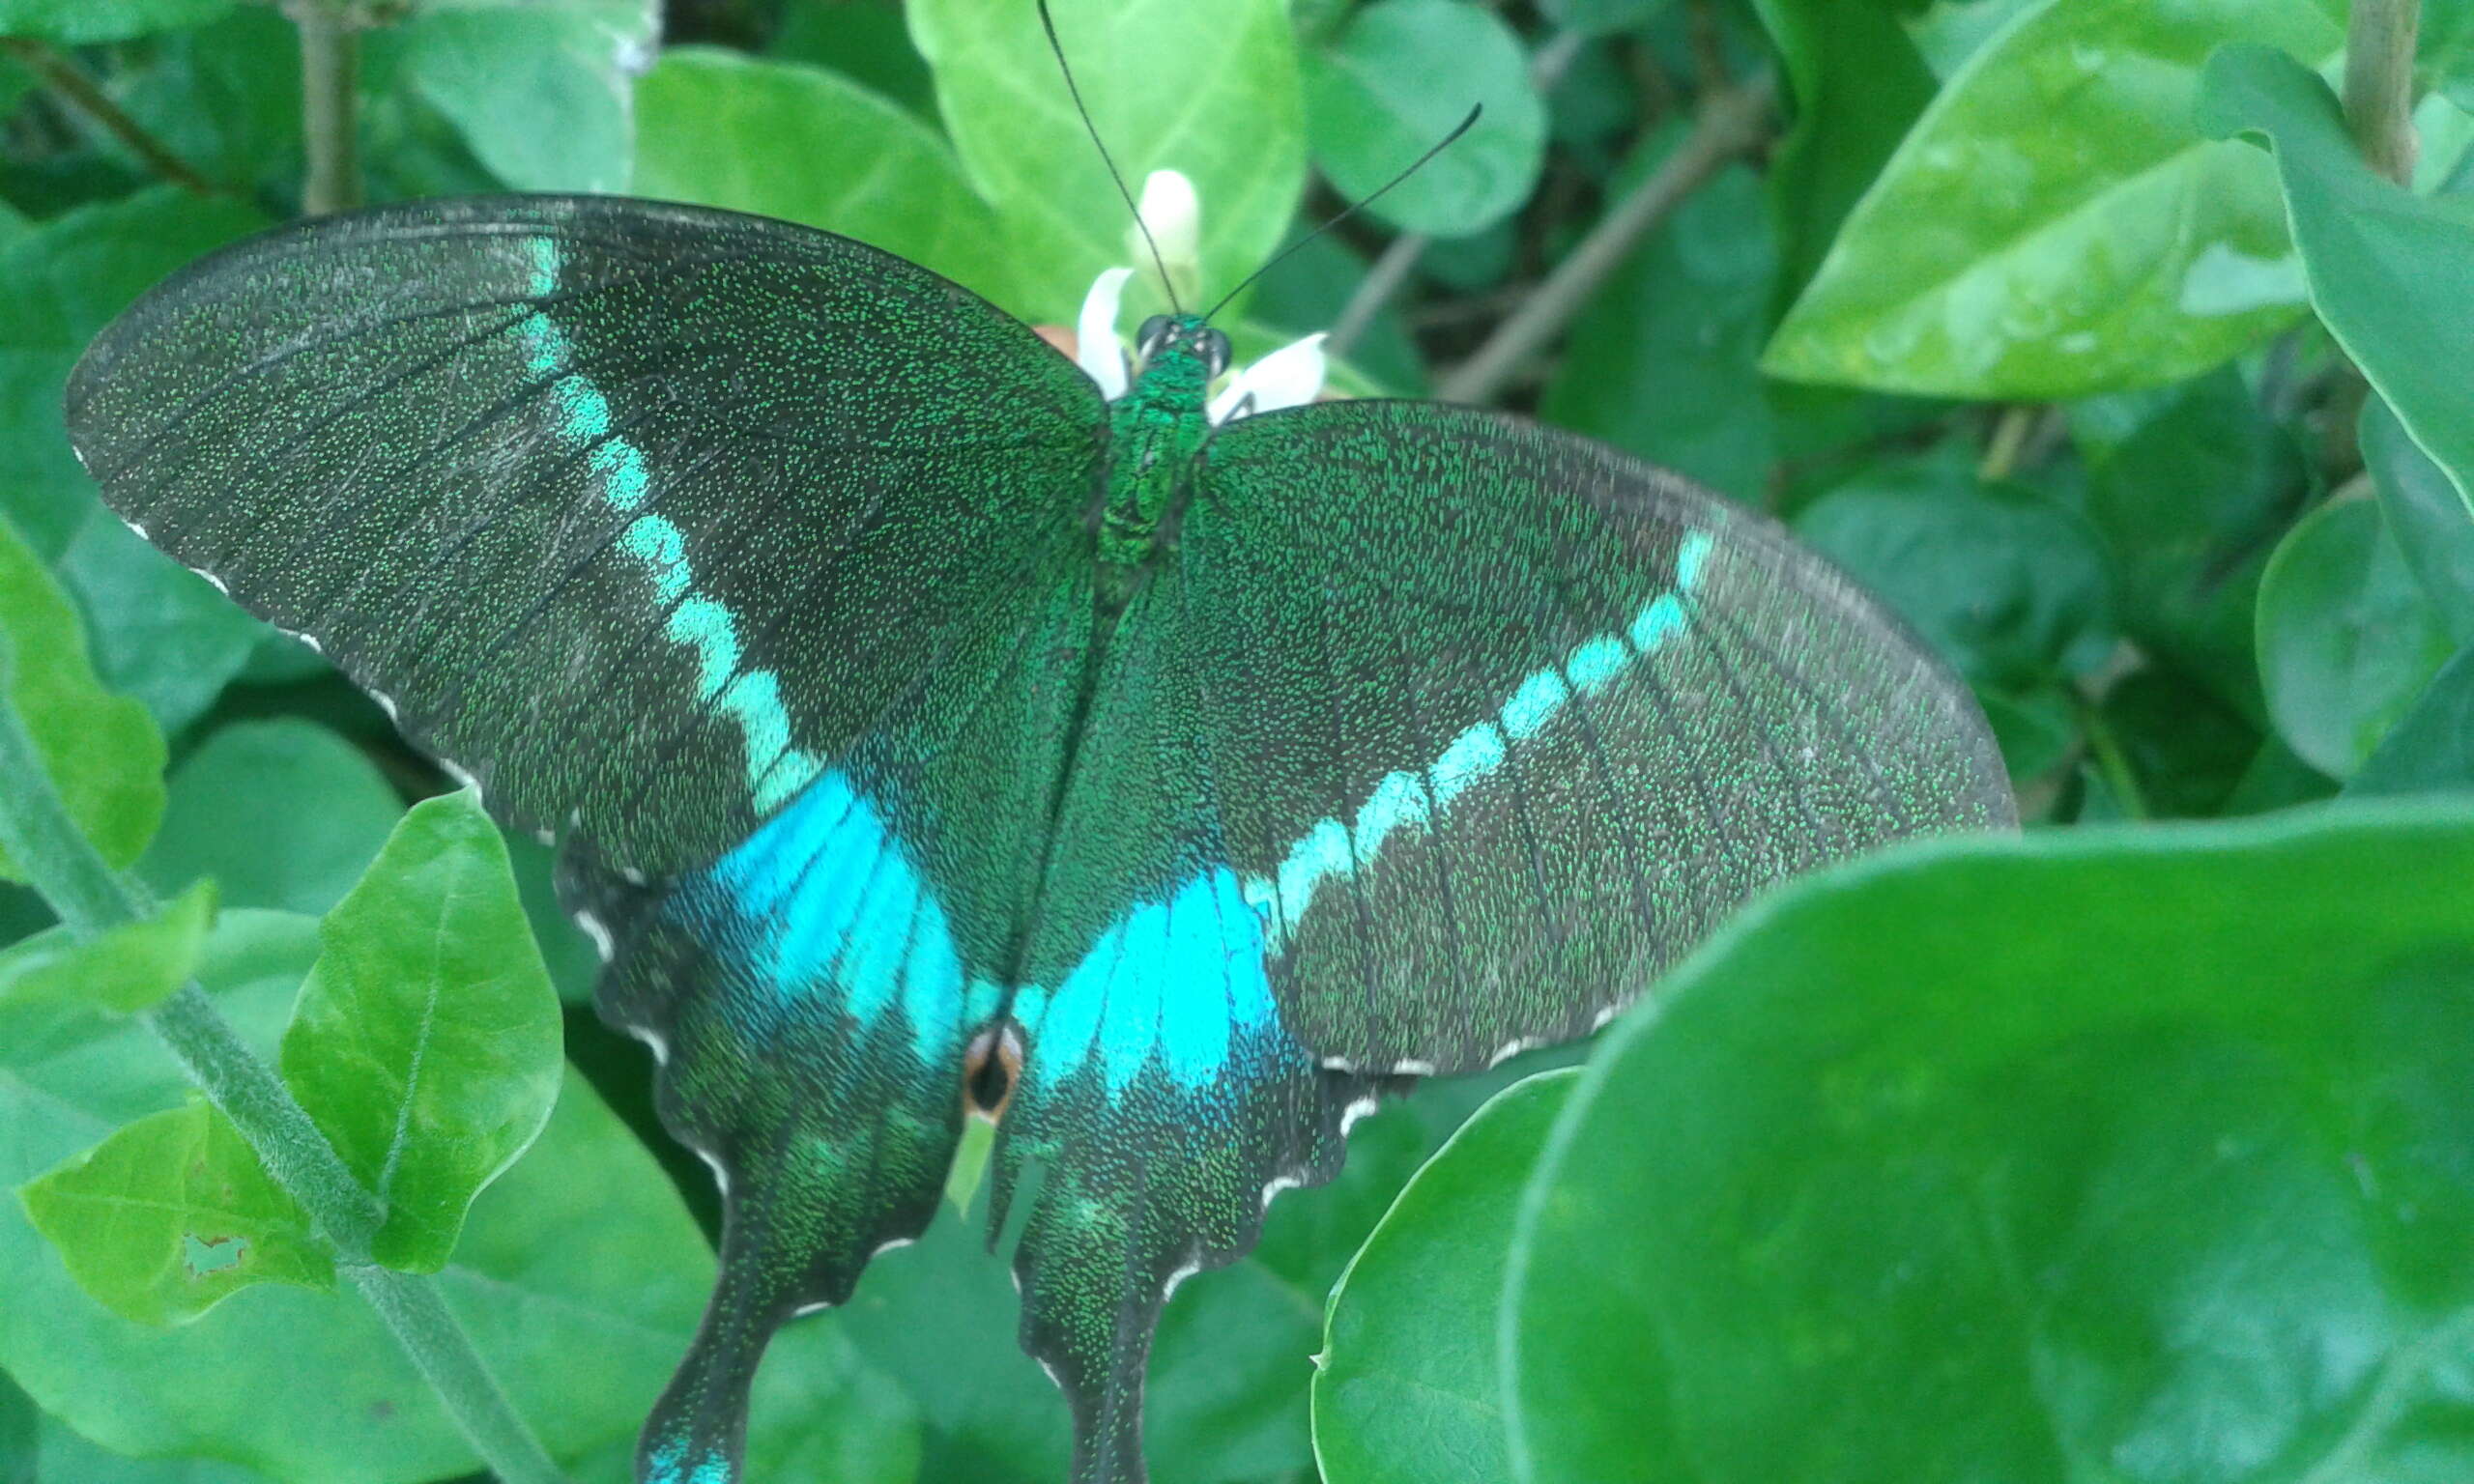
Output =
[{"x1": 1133, "y1": 313, "x2": 1231, "y2": 381}]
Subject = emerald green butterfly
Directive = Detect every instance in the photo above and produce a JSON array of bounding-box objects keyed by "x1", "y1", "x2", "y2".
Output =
[{"x1": 67, "y1": 187, "x2": 2011, "y2": 1482}]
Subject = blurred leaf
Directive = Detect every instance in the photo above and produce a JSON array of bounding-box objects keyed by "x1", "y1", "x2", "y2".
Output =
[
  {"x1": 1542, "y1": 156, "x2": 1775, "y2": 499},
  {"x1": 1794, "y1": 449, "x2": 2112, "y2": 689},
  {"x1": 280, "y1": 790, "x2": 561, "y2": 1274},
  {"x1": 108, "y1": 8, "x2": 302, "y2": 194},
  {"x1": 768, "y1": 0, "x2": 935, "y2": 117},
  {"x1": 1508, "y1": 802, "x2": 2474, "y2": 1484},
  {"x1": 1313, "y1": 1070, "x2": 1577, "y2": 1484},
  {"x1": 909, "y1": 0, "x2": 1305, "y2": 323},
  {"x1": 0, "y1": 517, "x2": 163, "y2": 879},
  {"x1": 2081, "y1": 367, "x2": 2306, "y2": 724},
  {"x1": 21, "y1": 1099, "x2": 335, "y2": 1327},
  {"x1": 1976, "y1": 682, "x2": 2076, "y2": 787},
  {"x1": 2222, "y1": 730, "x2": 2340, "y2": 815},
  {"x1": 632, "y1": 47, "x2": 1010, "y2": 304},
  {"x1": 26, "y1": 1407, "x2": 273, "y2": 1483},
  {"x1": 2098, "y1": 663, "x2": 2261, "y2": 819},
  {"x1": 0, "y1": 910, "x2": 719, "y2": 1482},
  {"x1": 1767, "y1": 0, "x2": 2342, "y2": 398},
  {"x1": 1304, "y1": 0, "x2": 1544, "y2": 238},
  {"x1": 0, "y1": 0, "x2": 232, "y2": 43},
  {"x1": 0, "y1": 879, "x2": 210, "y2": 1014},
  {"x1": 1901, "y1": 0, "x2": 2044, "y2": 78},
  {"x1": 0, "y1": 187, "x2": 269, "y2": 729},
  {"x1": 1248, "y1": 233, "x2": 1425, "y2": 394},
  {"x1": 1751, "y1": 0, "x2": 1937, "y2": 314},
  {"x1": 2203, "y1": 44, "x2": 2474, "y2": 518},
  {"x1": 503, "y1": 831, "x2": 599, "y2": 1006},
  {"x1": 0, "y1": 1368, "x2": 29, "y2": 1484},
  {"x1": 2349, "y1": 647, "x2": 2474, "y2": 799},
  {"x1": 1539, "y1": 0, "x2": 1669, "y2": 36},
  {"x1": 2257, "y1": 499, "x2": 2454, "y2": 780},
  {"x1": 387, "y1": 0, "x2": 658, "y2": 193},
  {"x1": 2363, "y1": 395, "x2": 2474, "y2": 645},
  {"x1": 138, "y1": 719, "x2": 403, "y2": 916}
]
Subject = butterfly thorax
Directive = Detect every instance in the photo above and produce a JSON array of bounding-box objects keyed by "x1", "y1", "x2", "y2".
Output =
[{"x1": 1094, "y1": 328, "x2": 1214, "y2": 608}]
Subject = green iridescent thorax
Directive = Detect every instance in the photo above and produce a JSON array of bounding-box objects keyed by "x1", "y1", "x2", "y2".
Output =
[{"x1": 1095, "y1": 320, "x2": 1214, "y2": 597}]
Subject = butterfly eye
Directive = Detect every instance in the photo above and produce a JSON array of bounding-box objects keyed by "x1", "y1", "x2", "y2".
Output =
[
  {"x1": 1198, "y1": 328, "x2": 1233, "y2": 379},
  {"x1": 1135, "y1": 314, "x2": 1173, "y2": 360}
]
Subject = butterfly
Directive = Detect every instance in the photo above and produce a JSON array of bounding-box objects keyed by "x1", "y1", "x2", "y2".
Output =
[{"x1": 65, "y1": 186, "x2": 2013, "y2": 1482}]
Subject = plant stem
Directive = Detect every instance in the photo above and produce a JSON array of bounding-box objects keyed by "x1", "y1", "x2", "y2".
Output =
[
  {"x1": 0, "y1": 39, "x2": 220, "y2": 197},
  {"x1": 2077, "y1": 694, "x2": 2150, "y2": 821},
  {"x1": 1977, "y1": 405, "x2": 2039, "y2": 481},
  {"x1": 1437, "y1": 71, "x2": 1776, "y2": 406},
  {"x1": 292, "y1": 1, "x2": 362, "y2": 215},
  {"x1": 0, "y1": 648, "x2": 570, "y2": 1484},
  {"x1": 2344, "y1": 0, "x2": 2421, "y2": 186}
]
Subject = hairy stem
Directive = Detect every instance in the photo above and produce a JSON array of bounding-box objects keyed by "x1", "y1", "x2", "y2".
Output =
[
  {"x1": 0, "y1": 39, "x2": 219, "y2": 196},
  {"x1": 1438, "y1": 71, "x2": 1776, "y2": 406},
  {"x1": 2345, "y1": 0, "x2": 2421, "y2": 186},
  {"x1": 0, "y1": 644, "x2": 568, "y2": 1484}
]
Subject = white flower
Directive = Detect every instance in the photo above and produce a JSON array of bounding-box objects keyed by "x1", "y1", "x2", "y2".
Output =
[
  {"x1": 1071, "y1": 268, "x2": 1329, "y2": 424},
  {"x1": 1130, "y1": 170, "x2": 1200, "y2": 291}
]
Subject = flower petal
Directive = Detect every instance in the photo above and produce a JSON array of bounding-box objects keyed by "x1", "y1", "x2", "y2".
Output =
[
  {"x1": 1133, "y1": 169, "x2": 1201, "y2": 278},
  {"x1": 1077, "y1": 267, "x2": 1135, "y2": 399},
  {"x1": 1210, "y1": 332, "x2": 1329, "y2": 424}
]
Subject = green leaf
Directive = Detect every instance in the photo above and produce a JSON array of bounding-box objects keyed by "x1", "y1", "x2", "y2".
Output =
[
  {"x1": 1539, "y1": 0, "x2": 1670, "y2": 36},
  {"x1": 384, "y1": 0, "x2": 657, "y2": 193},
  {"x1": 2201, "y1": 43, "x2": 2474, "y2": 519},
  {"x1": 0, "y1": 879, "x2": 211, "y2": 1014},
  {"x1": 768, "y1": 0, "x2": 936, "y2": 117},
  {"x1": 2256, "y1": 499, "x2": 2455, "y2": 780},
  {"x1": 1506, "y1": 802, "x2": 2474, "y2": 1484},
  {"x1": 1749, "y1": 0, "x2": 1938, "y2": 313},
  {"x1": 1304, "y1": 0, "x2": 1544, "y2": 238},
  {"x1": 2349, "y1": 647, "x2": 2474, "y2": 799},
  {"x1": 632, "y1": 48, "x2": 1011, "y2": 306},
  {"x1": 1793, "y1": 449, "x2": 2112, "y2": 690},
  {"x1": 2080, "y1": 367, "x2": 2307, "y2": 725},
  {"x1": 107, "y1": 8, "x2": 302, "y2": 195},
  {"x1": 1540, "y1": 154, "x2": 1775, "y2": 499},
  {"x1": 0, "y1": 911, "x2": 726, "y2": 1481},
  {"x1": 19, "y1": 1099, "x2": 334, "y2": 1327},
  {"x1": 28, "y1": 1407, "x2": 274, "y2": 1484},
  {"x1": 1312, "y1": 1070, "x2": 1578, "y2": 1484},
  {"x1": 2363, "y1": 395, "x2": 2474, "y2": 645},
  {"x1": 0, "y1": 517, "x2": 163, "y2": 879},
  {"x1": 1766, "y1": 0, "x2": 2343, "y2": 397},
  {"x1": 0, "y1": 1367, "x2": 32, "y2": 1484},
  {"x1": 909, "y1": 0, "x2": 1306, "y2": 323},
  {"x1": 138, "y1": 720, "x2": 404, "y2": 917},
  {"x1": 0, "y1": 188, "x2": 270, "y2": 731},
  {"x1": 0, "y1": 0, "x2": 232, "y2": 43},
  {"x1": 1975, "y1": 682, "x2": 2078, "y2": 788},
  {"x1": 279, "y1": 789, "x2": 561, "y2": 1273}
]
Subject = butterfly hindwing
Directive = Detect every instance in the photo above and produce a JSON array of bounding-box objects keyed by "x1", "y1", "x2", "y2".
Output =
[{"x1": 1184, "y1": 400, "x2": 2014, "y2": 1073}]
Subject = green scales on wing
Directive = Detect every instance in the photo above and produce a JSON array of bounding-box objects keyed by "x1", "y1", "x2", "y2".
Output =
[{"x1": 64, "y1": 195, "x2": 2014, "y2": 1484}]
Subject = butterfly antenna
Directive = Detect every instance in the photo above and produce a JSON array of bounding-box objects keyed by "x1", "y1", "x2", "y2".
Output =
[
  {"x1": 1037, "y1": 0, "x2": 1182, "y2": 314},
  {"x1": 1201, "y1": 102, "x2": 1483, "y2": 324}
]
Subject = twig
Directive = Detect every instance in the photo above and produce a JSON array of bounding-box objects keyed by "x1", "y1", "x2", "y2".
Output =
[
  {"x1": 0, "y1": 38, "x2": 218, "y2": 196},
  {"x1": 290, "y1": 1, "x2": 362, "y2": 215},
  {"x1": 1324, "y1": 28, "x2": 1592, "y2": 362},
  {"x1": 0, "y1": 644, "x2": 568, "y2": 1484},
  {"x1": 1438, "y1": 71, "x2": 1776, "y2": 406},
  {"x1": 1977, "y1": 405, "x2": 2040, "y2": 481},
  {"x1": 2344, "y1": 0, "x2": 2420, "y2": 186}
]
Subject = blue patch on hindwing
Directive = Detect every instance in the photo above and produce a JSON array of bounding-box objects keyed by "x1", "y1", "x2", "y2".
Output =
[
  {"x1": 646, "y1": 1440, "x2": 731, "y2": 1484},
  {"x1": 1242, "y1": 527, "x2": 1718, "y2": 947}
]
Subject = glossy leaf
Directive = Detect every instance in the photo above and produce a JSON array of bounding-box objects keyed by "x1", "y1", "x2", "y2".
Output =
[
  {"x1": 1313, "y1": 1070, "x2": 1578, "y2": 1484},
  {"x1": 2363, "y1": 395, "x2": 2474, "y2": 645},
  {"x1": 1749, "y1": 0, "x2": 1937, "y2": 312},
  {"x1": 0, "y1": 517, "x2": 163, "y2": 879},
  {"x1": 908, "y1": 0, "x2": 1306, "y2": 322},
  {"x1": 2349, "y1": 647, "x2": 2474, "y2": 798},
  {"x1": 1794, "y1": 450, "x2": 2113, "y2": 689},
  {"x1": 632, "y1": 48, "x2": 1010, "y2": 305},
  {"x1": 1541, "y1": 155, "x2": 1776, "y2": 499},
  {"x1": 20, "y1": 1099, "x2": 334, "y2": 1327},
  {"x1": 2256, "y1": 499, "x2": 2454, "y2": 779},
  {"x1": 0, "y1": 910, "x2": 732, "y2": 1481},
  {"x1": 1303, "y1": 0, "x2": 1546, "y2": 237},
  {"x1": 2202, "y1": 44, "x2": 2474, "y2": 518},
  {"x1": 0, "y1": 0, "x2": 231, "y2": 43},
  {"x1": 1508, "y1": 803, "x2": 2474, "y2": 1484},
  {"x1": 279, "y1": 789, "x2": 561, "y2": 1273},
  {"x1": 137, "y1": 720, "x2": 404, "y2": 917},
  {"x1": 1766, "y1": 0, "x2": 2342, "y2": 397},
  {"x1": 386, "y1": 0, "x2": 657, "y2": 194},
  {"x1": 0, "y1": 189, "x2": 269, "y2": 730},
  {"x1": 0, "y1": 880, "x2": 211, "y2": 1015}
]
